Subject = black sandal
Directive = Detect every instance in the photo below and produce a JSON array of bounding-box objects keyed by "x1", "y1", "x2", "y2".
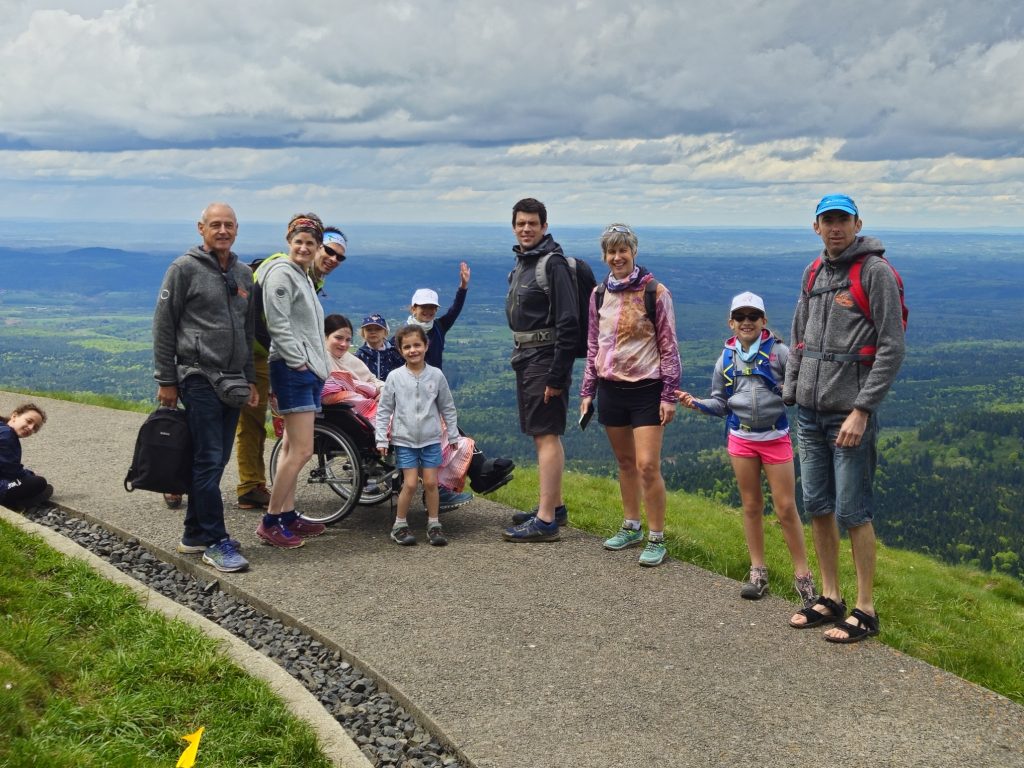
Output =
[
  {"x1": 824, "y1": 608, "x2": 879, "y2": 644},
  {"x1": 789, "y1": 596, "x2": 846, "y2": 629}
]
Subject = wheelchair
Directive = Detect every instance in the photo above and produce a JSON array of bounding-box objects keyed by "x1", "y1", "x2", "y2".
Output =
[{"x1": 268, "y1": 403, "x2": 397, "y2": 525}]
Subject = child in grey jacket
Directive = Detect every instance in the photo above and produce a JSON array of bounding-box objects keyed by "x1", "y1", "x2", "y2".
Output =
[
  {"x1": 678, "y1": 292, "x2": 816, "y2": 613},
  {"x1": 376, "y1": 325, "x2": 460, "y2": 547}
]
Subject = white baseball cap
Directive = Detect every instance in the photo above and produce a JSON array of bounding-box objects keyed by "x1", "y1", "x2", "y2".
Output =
[
  {"x1": 730, "y1": 291, "x2": 766, "y2": 314},
  {"x1": 411, "y1": 288, "x2": 440, "y2": 306}
]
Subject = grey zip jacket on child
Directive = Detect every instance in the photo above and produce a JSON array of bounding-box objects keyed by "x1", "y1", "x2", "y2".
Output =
[
  {"x1": 694, "y1": 332, "x2": 788, "y2": 431},
  {"x1": 375, "y1": 365, "x2": 459, "y2": 449},
  {"x1": 783, "y1": 236, "x2": 905, "y2": 414}
]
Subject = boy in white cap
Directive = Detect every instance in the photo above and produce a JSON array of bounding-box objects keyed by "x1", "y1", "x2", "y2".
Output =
[{"x1": 404, "y1": 261, "x2": 470, "y2": 370}]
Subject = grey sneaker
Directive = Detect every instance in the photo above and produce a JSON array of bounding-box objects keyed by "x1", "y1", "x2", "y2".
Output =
[
  {"x1": 638, "y1": 540, "x2": 667, "y2": 567},
  {"x1": 604, "y1": 526, "x2": 644, "y2": 550},
  {"x1": 427, "y1": 523, "x2": 448, "y2": 546},
  {"x1": 390, "y1": 525, "x2": 416, "y2": 546},
  {"x1": 741, "y1": 566, "x2": 770, "y2": 599}
]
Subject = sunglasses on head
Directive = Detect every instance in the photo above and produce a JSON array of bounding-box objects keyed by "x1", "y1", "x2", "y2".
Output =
[
  {"x1": 604, "y1": 225, "x2": 633, "y2": 235},
  {"x1": 731, "y1": 311, "x2": 764, "y2": 322},
  {"x1": 323, "y1": 246, "x2": 346, "y2": 262}
]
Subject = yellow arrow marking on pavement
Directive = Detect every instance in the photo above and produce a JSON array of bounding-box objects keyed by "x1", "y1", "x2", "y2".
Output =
[{"x1": 176, "y1": 726, "x2": 204, "y2": 768}]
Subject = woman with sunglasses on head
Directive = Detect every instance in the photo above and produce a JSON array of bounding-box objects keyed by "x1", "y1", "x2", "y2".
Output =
[
  {"x1": 253, "y1": 212, "x2": 332, "y2": 549},
  {"x1": 677, "y1": 292, "x2": 817, "y2": 612},
  {"x1": 579, "y1": 224, "x2": 681, "y2": 567}
]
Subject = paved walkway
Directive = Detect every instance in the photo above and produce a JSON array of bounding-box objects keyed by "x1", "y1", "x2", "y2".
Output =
[{"x1": 5, "y1": 392, "x2": 1024, "y2": 768}]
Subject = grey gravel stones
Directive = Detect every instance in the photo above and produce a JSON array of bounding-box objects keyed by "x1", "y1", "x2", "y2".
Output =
[{"x1": 22, "y1": 505, "x2": 465, "y2": 768}]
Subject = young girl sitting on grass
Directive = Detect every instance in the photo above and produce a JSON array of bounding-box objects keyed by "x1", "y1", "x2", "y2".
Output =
[
  {"x1": 677, "y1": 292, "x2": 817, "y2": 612},
  {"x1": 0, "y1": 402, "x2": 53, "y2": 511},
  {"x1": 375, "y1": 325, "x2": 461, "y2": 547}
]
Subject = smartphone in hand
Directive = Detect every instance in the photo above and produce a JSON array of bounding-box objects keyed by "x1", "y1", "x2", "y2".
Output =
[{"x1": 579, "y1": 402, "x2": 595, "y2": 430}]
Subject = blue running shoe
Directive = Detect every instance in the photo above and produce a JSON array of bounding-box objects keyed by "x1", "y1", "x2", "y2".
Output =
[
  {"x1": 438, "y1": 487, "x2": 474, "y2": 512},
  {"x1": 202, "y1": 539, "x2": 249, "y2": 572},
  {"x1": 502, "y1": 516, "x2": 560, "y2": 542},
  {"x1": 510, "y1": 504, "x2": 569, "y2": 527}
]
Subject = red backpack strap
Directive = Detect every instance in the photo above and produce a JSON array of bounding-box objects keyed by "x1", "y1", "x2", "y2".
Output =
[
  {"x1": 805, "y1": 257, "x2": 823, "y2": 295},
  {"x1": 848, "y1": 256, "x2": 872, "y2": 323}
]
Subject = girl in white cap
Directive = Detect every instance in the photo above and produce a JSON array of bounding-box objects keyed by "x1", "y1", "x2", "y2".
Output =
[{"x1": 678, "y1": 292, "x2": 817, "y2": 613}]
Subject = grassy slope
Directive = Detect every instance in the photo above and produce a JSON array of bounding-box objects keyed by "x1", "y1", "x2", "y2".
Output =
[
  {"x1": 0, "y1": 519, "x2": 332, "y2": 768},
  {"x1": 491, "y1": 468, "x2": 1024, "y2": 705}
]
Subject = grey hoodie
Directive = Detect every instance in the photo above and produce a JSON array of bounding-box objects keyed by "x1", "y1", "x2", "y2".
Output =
[
  {"x1": 257, "y1": 258, "x2": 330, "y2": 382},
  {"x1": 153, "y1": 246, "x2": 256, "y2": 386},
  {"x1": 375, "y1": 364, "x2": 459, "y2": 449},
  {"x1": 783, "y1": 236, "x2": 905, "y2": 414}
]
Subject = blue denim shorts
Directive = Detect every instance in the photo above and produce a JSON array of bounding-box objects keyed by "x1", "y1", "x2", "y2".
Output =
[
  {"x1": 395, "y1": 443, "x2": 443, "y2": 469},
  {"x1": 269, "y1": 359, "x2": 322, "y2": 415},
  {"x1": 796, "y1": 406, "x2": 878, "y2": 530}
]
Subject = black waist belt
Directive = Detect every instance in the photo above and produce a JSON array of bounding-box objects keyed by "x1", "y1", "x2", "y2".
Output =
[{"x1": 800, "y1": 349, "x2": 872, "y2": 362}]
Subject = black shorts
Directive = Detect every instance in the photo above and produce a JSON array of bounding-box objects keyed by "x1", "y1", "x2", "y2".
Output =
[
  {"x1": 515, "y1": 357, "x2": 569, "y2": 436},
  {"x1": 597, "y1": 378, "x2": 662, "y2": 428}
]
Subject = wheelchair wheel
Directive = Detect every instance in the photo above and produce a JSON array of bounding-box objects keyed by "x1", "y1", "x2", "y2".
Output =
[{"x1": 269, "y1": 423, "x2": 364, "y2": 524}]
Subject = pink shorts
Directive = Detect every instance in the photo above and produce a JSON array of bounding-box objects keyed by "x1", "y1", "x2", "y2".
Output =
[{"x1": 727, "y1": 433, "x2": 793, "y2": 464}]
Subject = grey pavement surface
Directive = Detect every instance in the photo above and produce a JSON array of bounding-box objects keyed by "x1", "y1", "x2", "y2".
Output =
[{"x1": 6, "y1": 392, "x2": 1024, "y2": 768}]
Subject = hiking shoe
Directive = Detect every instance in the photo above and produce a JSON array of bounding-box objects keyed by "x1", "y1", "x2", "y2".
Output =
[
  {"x1": 502, "y1": 516, "x2": 560, "y2": 542},
  {"x1": 438, "y1": 487, "x2": 473, "y2": 512},
  {"x1": 510, "y1": 504, "x2": 569, "y2": 527},
  {"x1": 238, "y1": 485, "x2": 271, "y2": 509},
  {"x1": 284, "y1": 516, "x2": 326, "y2": 538},
  {"x1": 391, "y1": 525, "x2": 416, "y2": 546},
  {"x1": 639, "y1": 540, "x2": 667, "y2": 567},
  {"x1": 202, "y1": 539, "x2": 249, "y2": 572},
  {"x1": 256, "y1": 521, "x2": 304, "y2": 549},
  {"x1": 794, "y1": 573, "x2": 817, "y2": 608},
  {"x1": 427, "y1": 523, "x2": 448, "y2": 547},
  {"x1": 741, "y1": 566, "x2": 770, "y2": 599},
  {"x1": 604, "y1": 526, "x2": 644, "y2": 551}
]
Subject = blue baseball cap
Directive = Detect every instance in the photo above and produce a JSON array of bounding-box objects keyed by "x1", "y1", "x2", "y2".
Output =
[
  {"x1": 815, "y1": 194, "x2": 859, "y2": 217},
  {"x1": 360, "y1": 313, "x2": 388, "y2": 331}
]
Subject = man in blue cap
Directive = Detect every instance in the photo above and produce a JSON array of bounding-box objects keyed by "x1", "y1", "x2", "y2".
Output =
[{"x1": 784, "y1": 194, "x2": 905, "y2": 643}]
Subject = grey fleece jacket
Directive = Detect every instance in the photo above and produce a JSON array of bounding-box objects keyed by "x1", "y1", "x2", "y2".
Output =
[
  {"x1": 257, "y1": 258, "x2": 330, "y2": 381},
  {"x1": 375, "y1": 364, "x2": 459, "y2": 449},
  {"x1": 783, "y1": 236, "x2": 905, "y2": 414},
  {"x1": 153, "y1": 246, "x2": 256, "y2": 386}
]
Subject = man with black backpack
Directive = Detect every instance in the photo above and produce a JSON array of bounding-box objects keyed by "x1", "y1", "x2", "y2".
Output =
[
  {"x1": 233, "y1": 225, "x2": 346, "y2": 511},
  {"x1": 502, "y1": 198, "x2": 583, "y2": 543},
  {"x1": 153, "y1": 202, "x2": 258, "y2": 573},
  {"x1": 784, "y1": 194, "x2": 906, "y2": 643}
]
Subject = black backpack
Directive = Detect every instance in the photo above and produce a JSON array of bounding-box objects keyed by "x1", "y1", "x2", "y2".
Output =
[
  {"x1": 534, "y1": 253, "x2": 598, "y2": 358},
  {"x1": 124, "y1": 408, "x2": 192, "y2": 495},
  {"x1": 593, "y1": 279, "x2": 659, "y2": 326}
]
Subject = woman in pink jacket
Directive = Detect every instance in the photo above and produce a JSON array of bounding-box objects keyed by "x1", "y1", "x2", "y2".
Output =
[{"x1": 579, "y1": 224, "x2": 681, "y2": 567}]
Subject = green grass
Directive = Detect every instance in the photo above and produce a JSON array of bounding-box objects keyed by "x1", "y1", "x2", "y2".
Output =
[
  {"x1": 491, "y1": 467, "x2": 1024, "y2": 705},
  {"x1": 0, "y1": 519, "x2": 332, "y2": 768}
]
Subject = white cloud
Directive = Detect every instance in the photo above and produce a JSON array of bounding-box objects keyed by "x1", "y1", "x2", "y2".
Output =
[{"x1": 0, "y1": 0, "x2": 1023, "y2": 225}]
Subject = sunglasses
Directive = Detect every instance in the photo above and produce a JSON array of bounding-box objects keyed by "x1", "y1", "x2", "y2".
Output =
[
  {"x1": 731, "y1": 312, "x2": 764, "y2": 322},
  {"x1": 603, "y1": 225, "x2": 633, "y2": 235},
  {"x1": 323, "y1": 246, "x2": 346, "y2": 263}
]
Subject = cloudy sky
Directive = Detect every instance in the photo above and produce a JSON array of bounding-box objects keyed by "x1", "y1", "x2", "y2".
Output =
[{"x1": 2, "y1": 0, "x2": 1023, "y2": 228}]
